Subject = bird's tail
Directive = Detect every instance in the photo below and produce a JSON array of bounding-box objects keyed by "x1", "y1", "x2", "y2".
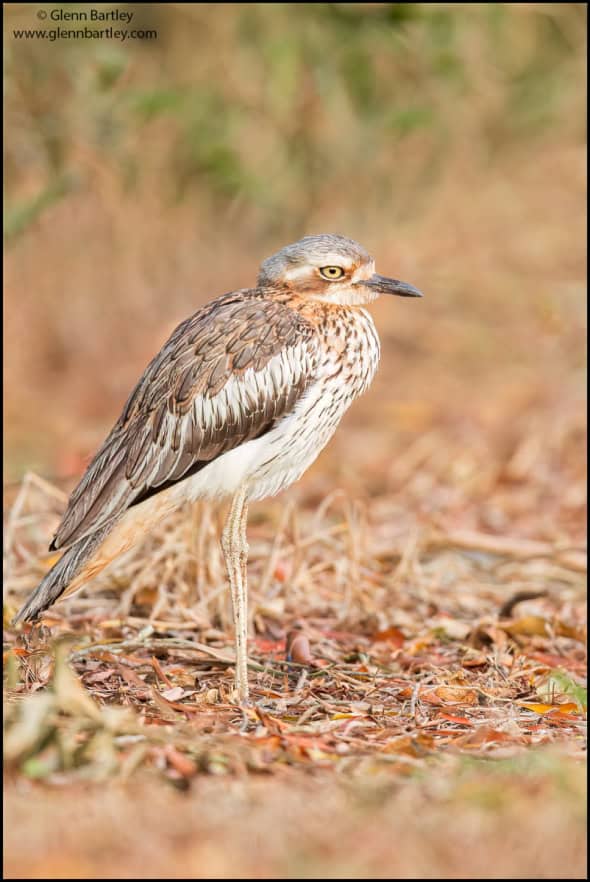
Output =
[{"x1": 13, "y1": 525, "x2": 112, "y2": 624}]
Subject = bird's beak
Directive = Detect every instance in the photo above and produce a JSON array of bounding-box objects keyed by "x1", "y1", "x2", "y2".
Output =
[{"x1": 364, "y1": 274, "x2": 423, "y2": 298}]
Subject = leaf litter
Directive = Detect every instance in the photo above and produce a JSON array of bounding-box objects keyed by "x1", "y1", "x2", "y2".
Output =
[{"x1": 3, "y1": 470, "x2": 586, "y2": 788}]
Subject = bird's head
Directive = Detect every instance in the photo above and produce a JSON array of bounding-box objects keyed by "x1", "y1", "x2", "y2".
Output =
[{"x1": 257, "y1": 234, "x2": 422, "y2": 306}]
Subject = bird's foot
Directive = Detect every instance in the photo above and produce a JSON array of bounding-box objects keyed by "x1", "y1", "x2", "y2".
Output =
[{"x1": 230, "y1": 686, "x2": 252, "y2": 708}]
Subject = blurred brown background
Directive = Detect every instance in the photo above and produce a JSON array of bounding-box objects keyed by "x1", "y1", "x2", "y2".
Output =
[{"x1": 4, "y1": 2, "x2": 587, "y2": 541}]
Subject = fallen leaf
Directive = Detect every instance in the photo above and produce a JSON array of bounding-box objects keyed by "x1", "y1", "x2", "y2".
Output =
[
  {"x1": 150, "y1": 688, "x2": 185, "y2": 719},
  {"x1": 423, "y1": 686, "x2": 478, "y2": 706},
  {"x1": 163, "y1": 745, "x2": 197, "y2": 778},
  {"x1": 273, "y1": 561, "x2": 290, "y2": 583},
  {"x1": 372, "y1": 625, "x2": 405, "y2": 647},
  {"x1": 134, "y1": 587, "x2": 158, "y2": 606},
  {"x1": 519, "y1": 702, "x2": 559, "y2": 715},
  {"x1": 253, "y1": 638, "x2": 283, "y2": 653},
  {"x1": 4, "y1": 647, "x2": 30, "y2": 659},
  {"x1": 547, "y1": 703, "x2": 580, "y2": 716},
  {"x1": 438, "y1": 712, "x2": 473, "y2": 726},
  {"x1": 405, "y1": 634, "x2": 436, "y2": 655},
  {"x1": 461, "y1": 653, "x2": 489, "y2": 668},
  {"x1": 117, "y1": 665, "x2": 148, "y2": 691},
  {"x1": 331, "y1": 712, "x2": 363, "y2": 721},
  {"x1": 469, "y1": 624, "x2": 509, "y2": 649},
  {"x1": 504, "y1": 616, "x2": 550, "y2": 638},
  {"x1": 151, "y1": 656, "x2": 173, "y2": 688},
  {"x1": 83, "y1": 669, "x2": 116, "y2": 685},
  {"x1": 454, "y1": 726, "x2": 512, "y2": 747},
  {"x1": 555, "y1": 621, "x2": 586, "y2": 643}
]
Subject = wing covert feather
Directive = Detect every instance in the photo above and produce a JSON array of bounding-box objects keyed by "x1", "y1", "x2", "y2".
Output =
[{"x1": 51, "y1": 291, "x2": 318, "y2": 551}]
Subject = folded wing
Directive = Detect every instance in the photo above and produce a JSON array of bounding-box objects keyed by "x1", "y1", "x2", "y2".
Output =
[{"x1": 50, "y1": 290, "x2": 319, "y2": 551}]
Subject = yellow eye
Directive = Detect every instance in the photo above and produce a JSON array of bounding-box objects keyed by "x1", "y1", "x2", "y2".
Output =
[{"x1": 319, "y1": 266, "x2": 345, "y2": 280}]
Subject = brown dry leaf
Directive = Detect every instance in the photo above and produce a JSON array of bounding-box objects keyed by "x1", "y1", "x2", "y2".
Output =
[
  {"x1": 134, "y1": 586, "x2": 158, "y2": 606},
  {"x1": 438, "y1": 712, "x2": 473, "y2": 726},
  {"x1": 379, "y1": 734, "x2": 436, "y2": 756},
  {"x1": 555, "y1": 622, "x2": 586, "y2": 643},
  {"x1": 250, "y1": 734, "x2": 283, "y2": 753},
  {"x1": 117, "y1": 664, "x2": 149, "y2": 691},
  {"x1": 470, "y1": 625, "x2": 509, "y2": 649},
  {"x1": 372, "y1": 625, "x2": 406, "y2": 647},
  {"x1": 255, "y1": 708, "x2": 287, "y2": 734},
  {"x1": 151, "y1": 656, "x2": 173, "y2": 688},
  {"x1": 405, "y1": 634, "x2": 436, "y2": 655},
  {"x1": 423, "y1": 686, "x2": 479, "y2": 706},
  {"x1": 461, "y1": 653, "x2": 488, "y2": 668},
  {"x1": 5, "y1": 647, "x2": 30, "y2": 659},
  {"x1": 83, "y1": 669, "x2": 117, "y2": 685},
  {"x1": 546, "y1": 704, "x2": 581, "y2": 717},
  {"x1": 150, "y1": 687, "x2": 185, "y2": 719},
  {"x1": 273, "y1": 560, "x2": 290, "y2": 583},
  {"x1": 528, "y1": 653, "x2": 587, "y2": 674},
  {"x1": 503, "y1": 616, "x2": 550, "y2": 638},
  {"x1": 454, "y1": 726, "x2": 512, "y2": 747},
  {"x1": 163, "y1": 744, "x2": 197, "y2": 778}
]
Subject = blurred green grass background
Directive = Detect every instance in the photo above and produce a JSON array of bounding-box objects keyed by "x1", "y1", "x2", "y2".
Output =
[{"x1": 4, "y1": 2, "x2": 587, "y2": 485}]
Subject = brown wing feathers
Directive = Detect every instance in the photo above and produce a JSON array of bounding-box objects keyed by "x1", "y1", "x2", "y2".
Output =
[
  {"x1": 15, "y1": 289, "x2": 318, "y2": 623},
  {"x1": 49, "y1": 290, "x2": 318, "y2": 552}
]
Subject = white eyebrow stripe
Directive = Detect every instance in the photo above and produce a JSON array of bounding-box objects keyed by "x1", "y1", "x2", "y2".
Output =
[
  {"x1": 314, "y1": 252, "x2": 355, "y2": 268},
  {"x1": 283, "y1": 265, "x2": 314, "y2": 281},
  {"x1": 283, "y1": 253, "x2": 366, "y2": 282}
]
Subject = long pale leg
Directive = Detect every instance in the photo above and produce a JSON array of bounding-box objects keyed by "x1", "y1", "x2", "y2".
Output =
[
  {"x1": 238, "y1": 493, "x2": 250, "y2": 700},
  {"x1": 238, "y1": 492, "x2": 249, "y2": 602},
  {"x1": 221, "y1": 485, "x2": 250, "y2": 704}
]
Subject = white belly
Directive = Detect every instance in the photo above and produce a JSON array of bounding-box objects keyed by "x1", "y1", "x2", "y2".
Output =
[{"x1": 178, "y1": 375, "x2": 351, "y2": 503}]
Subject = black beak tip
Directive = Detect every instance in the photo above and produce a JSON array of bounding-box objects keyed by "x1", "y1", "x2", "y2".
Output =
[
  {"x1": 392, "y1": 279, "x2": 423, "y2": 298},
  {"x1": 365, "y1": 274, "x2": 423, "y2": 298},
  {"x1": 388, "y1": 279, "x2": 424, "y2": 299}
]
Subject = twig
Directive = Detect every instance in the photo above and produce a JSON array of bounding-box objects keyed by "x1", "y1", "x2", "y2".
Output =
[
  {"x1": 69, "y1": 638, "x2": 268, "y2": 672},
  {"x1": 429, "y1": 529, "x2": 586, "y2": 573},
  {"x1": 498, "y1": 589, "x2": 549, "y2": 618}
]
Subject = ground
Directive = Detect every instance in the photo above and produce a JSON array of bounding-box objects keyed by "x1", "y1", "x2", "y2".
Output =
[{"x1": 3, "y1": 365, "x2": 586, "y2": 877}]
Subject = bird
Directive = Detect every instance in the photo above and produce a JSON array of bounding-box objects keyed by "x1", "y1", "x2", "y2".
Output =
[{"x1": 15, "y1": 233, "x2": 422, "y2": 703}]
